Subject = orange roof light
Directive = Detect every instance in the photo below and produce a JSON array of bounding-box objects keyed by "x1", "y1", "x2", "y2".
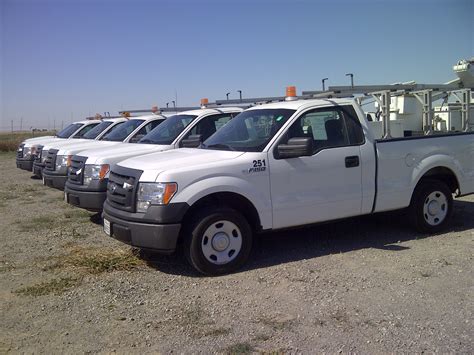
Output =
[
  {"x1": 200, "y1": 98, "x2": 209, "y2": 107},
  {"x1": 286, "y1": 86, "x2": 297, "y2": 97}
]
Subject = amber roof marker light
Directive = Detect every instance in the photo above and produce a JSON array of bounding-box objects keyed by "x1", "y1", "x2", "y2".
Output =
[
  {"x1": 200, "y1": 98, "x2": 209, "y2": 108},
  {"x1": 285, "y1": 86, "x2": 298, "y2": 101}
]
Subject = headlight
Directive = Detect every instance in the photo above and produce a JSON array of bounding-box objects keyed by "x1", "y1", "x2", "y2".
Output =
[
  {"x1": 55, "y1": 155, "x2": 72, "y2": 171},
  {"x1": 83, "y1": 164, "x2": 110, "y2": 185},
  {"x1": 136, "y1": 182, "x2": 177, "y2": 213},
  {"x1": 23, "y1": 146, "x2": 37, "y2": 159}
]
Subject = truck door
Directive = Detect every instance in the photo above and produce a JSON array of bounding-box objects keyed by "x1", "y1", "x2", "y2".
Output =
[{"x1": 268, "y1": 105, "x2": 365, "y2": 229}]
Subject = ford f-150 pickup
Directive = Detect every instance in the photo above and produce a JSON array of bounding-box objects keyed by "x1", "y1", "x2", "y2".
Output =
[{"x1": 102, "y1": 96, "x2": 474, "y2": 275}]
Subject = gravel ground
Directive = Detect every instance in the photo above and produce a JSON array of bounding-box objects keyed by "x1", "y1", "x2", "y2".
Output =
[{"x1": 0, "y1": 151, "x2": 473, "y2": 353}]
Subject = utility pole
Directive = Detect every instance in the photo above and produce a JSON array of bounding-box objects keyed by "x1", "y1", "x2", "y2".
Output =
[
  {"x1": 322, "y1": 78, "x2": 328, "y2": 91},
  {"x1": 20, "y1": 117, "x2": 23, "y2": 131},
  {"x1": 226, "y1": 92, "x2": 230, "y2": 100},
  {"x1": 11, "y1": 120, "x2": 13, "y2": 133},
  {"x1": 345, "y1": 73, "x2": 354, "y2": 88},
  {"x1": 237, "y1": 90, "x2": 242, "y2": 101}
]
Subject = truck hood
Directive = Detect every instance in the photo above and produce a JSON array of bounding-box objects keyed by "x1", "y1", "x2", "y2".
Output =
[
  {"x1": 118, "y1": 148, "x2": 245, "y2": 182},
  {"x1": 23, "y1": 136, "x2": 55, "y2": 143},
  {"x1": 57, "y1": 140, "x2": 121, "y2": 155},
  {"x1": 42, "y1": 138, "x2": 92, "y2": 151},
  {"x1": 80, "y1": 143, "x2": 172, "y2": 165},
  {"x1": 23, "y1": 137, "x2": 66, "y2": 148}
]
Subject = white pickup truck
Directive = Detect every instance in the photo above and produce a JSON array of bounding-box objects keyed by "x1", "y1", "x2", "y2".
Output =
[
  {"x1": 16, "y1": 119, "x2": 102, "y2": 171},
  {"x1": 64, "y1": 107, "x2": 243, "y2": 211},
  {"x1": 41, "y1": 114, "x2": 166, "y2": 190},
  {"x1": 32, "y1": 117, "x2": 127, "y2": 177},
  {"x1": 102, "y1": 97, "x2": 474, "y2": 275}
]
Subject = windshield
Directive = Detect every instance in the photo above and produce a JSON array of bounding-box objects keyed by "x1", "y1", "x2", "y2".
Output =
[
  {"x1": 101, "y1": 120, "x2": 143, "y2": 142},
  {"x1": 82, "y1": 121, "x2": 114, "y2": 139},
  {"x1": 203, "y1": 109, "x2": 295, "y2": 152},
  {"x1": 139, "y1": 114, "x2": 198, "y2": 145},
  {"x1": 56, "y1": 123, "x2": 83, "y2": 138}
]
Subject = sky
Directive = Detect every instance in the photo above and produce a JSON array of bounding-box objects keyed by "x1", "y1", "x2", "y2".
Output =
[{"x1": 1, "y1": 0, "x2": 473, "y2": 130}]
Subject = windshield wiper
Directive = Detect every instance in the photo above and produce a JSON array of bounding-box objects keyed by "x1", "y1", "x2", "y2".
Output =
[{"x1": 205, "y1": 143, "x2": 235, "y2": 151}]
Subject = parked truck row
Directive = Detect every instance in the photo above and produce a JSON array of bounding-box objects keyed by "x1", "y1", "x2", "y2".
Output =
[{"x1": 15, "y1": 82, "x2": 474, "y2": 275}]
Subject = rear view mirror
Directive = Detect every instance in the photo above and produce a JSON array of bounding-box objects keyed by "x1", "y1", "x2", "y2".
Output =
[
  {"x1": 276, "y1": 137, "x2": 313, "y2": 159},
  {"x1": 181, "y1": 134, "x2": 203, "y2": 148}
]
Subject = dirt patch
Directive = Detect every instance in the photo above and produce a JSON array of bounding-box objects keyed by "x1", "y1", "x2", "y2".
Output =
[{"x1": 0, "y1": 153, "x2": 473, "y2": 353}]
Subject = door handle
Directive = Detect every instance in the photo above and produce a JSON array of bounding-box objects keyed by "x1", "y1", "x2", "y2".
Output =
[{"x1": 345, "y1": 155, "x2": 359, "y2": 168}]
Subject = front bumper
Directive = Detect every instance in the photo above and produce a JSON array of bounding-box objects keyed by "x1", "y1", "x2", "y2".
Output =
[
  {"x1": 42, "y1": 170, "x2": 67, "y2": 190},
  {"x1": 16, "y1": 158, "x2": 34, "y2": 171},
  {"x1": 65, "y1": 184, "x2": 106, "y2": 212},
  {"x1": 102, "y1": 201, "x2": 187, "y2": 253},
  {"x1": 33, "y1": 162, "x2": 45, "y2": 177}
]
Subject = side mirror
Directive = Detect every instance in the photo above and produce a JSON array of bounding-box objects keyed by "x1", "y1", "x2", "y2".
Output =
[
  {"x1": 181, "y1": 134, "x2": 203, "y2": 148},
  {"x1": 130, "y1": 134, "x2": 145, "y2": 143},
  {"x1": 276, "y1": 137, "x2": 313, "y2": 159}
]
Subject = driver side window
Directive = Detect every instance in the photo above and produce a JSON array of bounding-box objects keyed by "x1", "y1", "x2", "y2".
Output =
[{"x1": 284, "y1": 106, "x2": 363, "y2": 154}]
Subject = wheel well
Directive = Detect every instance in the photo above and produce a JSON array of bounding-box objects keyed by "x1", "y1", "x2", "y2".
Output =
[
  {"x1": 417, "y1": 166, "x2": 460, "y2": 194},
  {"x1": 182, "y1": 192, "x2": 262, "y2": 232}
]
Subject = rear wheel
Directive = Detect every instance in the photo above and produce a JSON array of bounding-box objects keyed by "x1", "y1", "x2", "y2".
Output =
[
  {"x1": 409, "y1": 179, "x2": 453, "y2": 233},
  {"x1": 183, "y1": 207, "x2": 253, "y2": 275}
]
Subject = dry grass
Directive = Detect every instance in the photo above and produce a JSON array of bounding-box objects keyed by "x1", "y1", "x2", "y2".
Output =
[
  {"x1": 15, "y1": 215, "x2": 57, "y2": 232},
  {"x1": 0, "y1": 131, "x2": 56, "y2": 152},
  {"x1": 15, "y1": 277, "x2": 80, "y2": 297},
  {"x1": 61, "y1": 247, "x2": 145, "y2": 274},
  {"x1": 223, "y1": 342, "x2": 255, "y2": 354}
]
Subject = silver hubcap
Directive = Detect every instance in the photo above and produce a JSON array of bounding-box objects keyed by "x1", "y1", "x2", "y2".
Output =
[
  {"x1": 201, "y1": 220, "x2": 242, "y2": 265},
  {"x1": 423, "y1": 191, "x2": 448, "y2": 226}
]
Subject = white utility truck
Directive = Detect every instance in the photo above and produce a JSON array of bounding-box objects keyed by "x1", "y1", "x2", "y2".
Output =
[
  {"x1": 32, "y1": 117, "x2": 127, "y2": 177},
  {"x1": 16, "y1": 119, "x2": 102, "y2": 171},
  {"x1": 41, "y1": 114, "x2": 166, "y2": 189},
  {"x1": 102, "y1": 85, "x2": 474, "y2": 275},
  {"x1": 64, "y1": 105, "x2": 243, "y2": 211}
]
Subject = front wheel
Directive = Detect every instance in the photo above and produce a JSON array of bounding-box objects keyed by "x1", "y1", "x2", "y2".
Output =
[
  {"x1": 409, "y1": 180, "x2": 453, "y2": 233},
  {"x1": 183, "y1": 207, "x2": 253, "y2": 275}
]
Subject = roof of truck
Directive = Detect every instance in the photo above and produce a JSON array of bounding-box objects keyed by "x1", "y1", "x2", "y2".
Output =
[
  {"x1": 246, "y1": 98, "x2": 356, "y2": 111},
  {"x1": 175, "y1": 107, "x2": 244, "y2": 116}
]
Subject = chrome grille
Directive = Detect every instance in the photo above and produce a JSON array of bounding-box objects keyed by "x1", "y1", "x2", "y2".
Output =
[
  {"x1": 44, "y1": 149, "x2": 59, "y2": 172},
  {"x1": 106, "y1": 167, "x2": 142, "y2": 212},
  {"x1": 34, "y1": 145, "x2": 44, "y2": 163},
  {"x1": 68, "y1": 156, "x2": 87, "y2": 185},
  {"x1": 17, "y1": 144, "x2": 24, "y2": 159}
]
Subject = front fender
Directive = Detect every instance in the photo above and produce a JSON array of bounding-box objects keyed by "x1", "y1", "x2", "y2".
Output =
[{"x1": 173, "y1": 175, "x2": 273, "y2": 230}]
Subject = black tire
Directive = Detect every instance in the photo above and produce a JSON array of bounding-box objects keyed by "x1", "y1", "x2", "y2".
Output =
[
  {"x1": 182, "y1": 207, "x2": 253, "y2": 275},
  {"x1": 409, "y1": 179, "x2": 453, "y2": 233}
]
